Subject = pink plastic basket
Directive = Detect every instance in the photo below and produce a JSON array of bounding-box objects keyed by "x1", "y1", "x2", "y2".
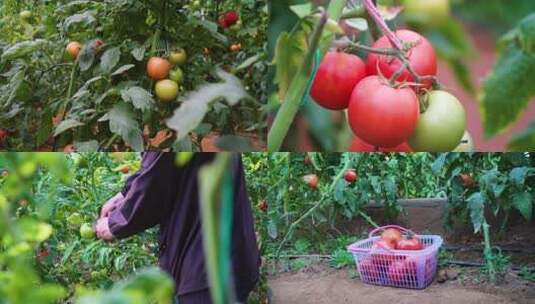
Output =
[{"x1": 347, "y1": 225, "x2": 443, "y2": 289}]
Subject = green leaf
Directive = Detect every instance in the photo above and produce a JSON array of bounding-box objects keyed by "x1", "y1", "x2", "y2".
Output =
[
  {"x1": 166, "y1": 69, "x2": 251, "y2": 142},
  {"x1": 509, "y1": 167, "x2": 530, "y2": 185},
  {"x1": 100, "y1": 47, "x2": 121, "y2": 74},
  {"x1": 99, "y1": 103, "x2": 143, "y2": 151},
  {"x1": 480, "y1": 48, "x2": 535, "y2": 137},
  {"x1": 289, "y1": 4, "x2": 313, "y2": 19},
  {"x1": 120, "y1": 87, "x2": 154, "y2": 112},
  {"x1": 508, "y1": 120, "x2": 535, "y2": 151},
  {"x1": 53, "y1": 119, "x2": 84, "y2": 137},
  {"x1": 512, "y1": 191, "x2": 532, "y2": 221},
  {"x1": 466, "y1": 192, "x2": 486, "y2": 233},
  {"x1": 1, "y1": 39, "x2": 51, "y2": 61},
  {"x1": 112, "y1": 64, "x2": 135, "y2": 76},
  {"x1": 273, "y1": 30, "x2": 308, "y2": 101}
]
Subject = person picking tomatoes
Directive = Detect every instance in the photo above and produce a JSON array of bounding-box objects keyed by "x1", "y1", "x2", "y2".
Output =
[{"x1": 94, "y1": 153, "x2": 260, "y2": 304}]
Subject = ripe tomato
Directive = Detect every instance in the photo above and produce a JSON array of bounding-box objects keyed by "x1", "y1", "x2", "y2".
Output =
[
  {"x1": 396, "y1": 234, "x2": 423, "y2": 250},
  {"x1": 66, "y1": 41, "x2": 82, "y2": 60},
  {"x1": 310, "y1": 52, "x2": 367, "y2": 110},
  {"x1": 19, "y1": 199, "x2": 29, "y2": 208},
  {"x1": 63, "y1": 144, "x2": 76, "y2": 152},
  {"x1": 344, "y1": 169, "x2": 358, "y2": 183},
  {"x1": 359, "y1": 257, "x2": 380, "y2": 283},
  {"x1": 349, "y1": 136, "x2": 412, "y2": 152},
  {"x1": 155, "y1": 79, "x2": 179, "y2": 102},
  {"x1": 388, "y1": 257, "x2": 417, "y2": 285},
  {"x1": 218, "y1": 17, "x2": 228, "y2": 29},
  {"x1": 403, "y1": 0, "x2": 450, "y2": 27},
  {"x1": 460, "y1": 173, "x2": 475, "y2": 188},
  {"x1": 258, "y1": 200, "x2": 268, "y2": 212},
  {"x1": 230, "y1": 43, "x2": 242, "y2": 52},
  {"x1": 303, "y1": 174, "x2": 318, "y2": 189},
  {"x1": 453, "y1": 131, "x2": 474, "y2": 152},
  {"x1": 366, "y1": 30, "x2": 437, "y2": 88},
  {"x1": 224, "y1": 11, "x2": 240, "y2": 27},
  {"x1": 381, "y1": 228, "x2": 402, "y2": 248},
  {"x1": 80, "y1": 223, "x2": 95, "y2": 239},
  {"x1": 348, "y1": 76, "x2": 420, "y2": 148},
  {"x1": 147, "y1": 57, "x2": 171, "y2": 80},
  {"x1": 0, "y1": 128, "x2": 8, "y2": 140},
  {"x1": 169, "y1": 68, "x2": 184, "y2": 85},
  {"x1": 169, "y1": 48, "x2": 187, "y2": 66},
  {"x1": 370, "y1": 239, "x2": 397, "y2": 271},
  {"x1": 408, "y1": 91, "x2": 466, "y2": 152}
]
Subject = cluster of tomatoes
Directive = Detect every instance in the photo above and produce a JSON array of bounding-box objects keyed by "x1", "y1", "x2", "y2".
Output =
[
  {"x1": 310, "y1": 30, "x2": 469, "y2": 152},
  {"x1": 302, "y1": 168, "x2": 358, "y2": 189},
  {"x1": 360, "y1": 228, "x2": 425, "y2": 285},
  {"x1": 146, "y1": 48, "x2": 187, "y2": 103}
]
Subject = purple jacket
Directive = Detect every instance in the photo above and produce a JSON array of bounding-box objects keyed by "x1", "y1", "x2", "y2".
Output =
[{"x1": 108, "y1": 153, "x2": 260, "y2": 296}]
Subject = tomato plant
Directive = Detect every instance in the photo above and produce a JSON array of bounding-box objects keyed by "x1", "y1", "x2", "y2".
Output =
[{"x1": 0, "y1": 0, "x2": 268, "y2": 151}]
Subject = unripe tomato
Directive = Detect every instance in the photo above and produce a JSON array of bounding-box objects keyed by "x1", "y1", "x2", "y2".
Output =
[
  {"x1": 0, "y1": 128, "x2": 8, "y2": 140},
  {"x1": 344, "y1": 169, "x2": 358, "y2": 183},
  {"x1": 408, "y1": 91, "x2": 466, "y2": 152},
  {"x1": 403, "y1": 0, "x2": 450, "y2": 27},
  {"x1": 169, "y1": 48, "x2": 187, "y2": 66},
  {"x1": 20, "y1": 10, "x2": 32, "y2": 21},
  {"x1": 66, "y1": 42, "x2": 82, "y2": 60},
  {"x1": 453, "y1": 131, "x2": 474, "y2": 152},
  {"x1": 80, "y1": 223, "x2": 95, "y2": 239},
  {"x1": 147, "y1": 57, "x2": 171, "y2": 80},
  {"x1": 367, "y1": 30, "x2": 437, "y2": 89},
  {"x1": 310, "y1": 52, "x2": 367, "y2": 110},
  {"x1": 303, "y1": 174, "x2": 318, "y2": 189},
  {"x1": 169, "y1": 68, "x2": 184, "y2": 85},
  {"x1": 67, "y1": 212, "x2": 84, "y2": 227},
  {"x1": 155, "y1": 79, "x2": 179, "y2": 102},
  {"x1": 349, "y1": 136, "x2": 412, "y2": 152},
  {"x1": 348, "y1": 76, "x2": 420, "y2": 148}
]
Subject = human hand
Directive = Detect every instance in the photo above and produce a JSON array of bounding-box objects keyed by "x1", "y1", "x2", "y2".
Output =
[
  {"x1": 100, "y1": 192, "x2": 125, "y2": 219},
  {"x1": 95, "y1": 217, "x2": 114, "y2": 241}
]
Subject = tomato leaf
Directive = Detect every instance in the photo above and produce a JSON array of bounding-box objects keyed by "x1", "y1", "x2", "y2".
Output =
[
  {"x1": 99, "y1": 103, "x2": 143, "y2": 151},
  {"x1": 508, "y1": 120, "x2": 535, "y2": 151},
  {"x1": 273, "y1": 31, "x2": 307, "y2": 101},
  {"x1": 53, "y1": 119, "x2": 85, "y2": 137},
  {"x1": 466, "y1": 192, "x2": 485, "y2": 233},
  {"x1": 0, "y1": 39, "x2": 51, "y2": 62},
  {"x1": 509, "y1": 167, "x2": 530, "y2": 185},
  {"x1": 100, "y1": 47, "x2": 121, "y2": 74},
  {"x1": 166, "y1": 69, "x2": 251, "y2": 142},
  {"x1": 120, "y1": 86, "x2": 154, "y2": 112},
  {"x1": 512, "y1": 191, "x2": 532, "y2": 221}
]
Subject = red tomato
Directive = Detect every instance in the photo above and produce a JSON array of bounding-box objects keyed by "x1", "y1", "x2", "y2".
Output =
[
  {"x1": 310, "y1": 52, "x2": 367, "y2": 110},
  {"x1": 344, "y1": 169, "x2": 358, "y2": 183},
  {"x1": 348, "y1": 76, "x2": 419, "y2": 148},
  {"x1": 388, "y1": 257, "x2": 417, "y2": 285},
  {"x1": 258, "y1": 200, "x2": 268, "y2": 212},
  {"x1": 370, "y1": 239, "x2": 397, "y2": 272},
  {"x1": 63, "y1": 144, "x2": 76, "y2": 152},
  {"x1": 224, "y1": 11, "x2": 239, "y2": 26},
  {"x1": 367, "y1": 30, "x2": 437, "y2": 88},
  {"x1": 66, "y1": 41, "x2": 82, "y2": 60},
  {"x1": 349, "y1": 136, "x2": 413, "y2": 152},
  {"x1": 359, "y1": 257, "x2": 380, "y2": 283},
  {"x1": 381, "y1": 228, "x2": 402, "y2": 248},
  {"x1": 147, "y1": 57, "x2": 171, "y2": 80},
  {"x1": 460, "y1": 173, "x2": 475, "y2": 188},
  {"x1": 0, "y1": 128, "x2": 8, "y2": 140},
  {"x1": 396, "y1": 234, "x2": 423, "y2": 250},
  {"x1": 303, "y1": 174, "x2": 318, "y2": 189}
]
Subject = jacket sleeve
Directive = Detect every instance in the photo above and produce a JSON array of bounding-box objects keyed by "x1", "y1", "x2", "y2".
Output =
[{"x1": 109, "y1": 152, "x2": 179, "y2": 239}]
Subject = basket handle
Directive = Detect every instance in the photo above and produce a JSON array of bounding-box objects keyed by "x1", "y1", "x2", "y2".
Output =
[{"x1": 368, "y1": 225, "x2": 415, "y2": 239}]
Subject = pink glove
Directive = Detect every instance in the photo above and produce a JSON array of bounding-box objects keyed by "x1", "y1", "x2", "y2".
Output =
[
  {"x1": 100, "y1": 192, "x2": 125, "y2": 219},
  {"x1": 95, "y1": 217, "x2": 114, "y2": 241}
]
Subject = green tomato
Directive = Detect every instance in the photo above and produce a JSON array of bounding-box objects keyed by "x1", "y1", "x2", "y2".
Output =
[
  {"x1": 408, "y1": 90, "x2": 466, "y2": 152},
  {"x1": 67, "y1": 212, "x2": 84, "y2": 227},
  {"x1": 80, "y1": 223, "x2": 95, "y2": 239},
  {"x1": 57, "y1": 242, "x2": 66, "y2": 251},
  {"x1": 169, "y1": 48, "x2": 187, "y2": 66},
  {"x1": 20, "y1": 10, "x2": 32, "y2": 21},
  {"x1": 155, "y1": 79, "x2": 179, "y2": 103},
  {"x1": 403, "y1": 0, "x2": 450, "y2": 27},
  {"x1": 169, "y1": 68, "x2": 184, "y2": 85},
  {"x1": 453, "y1": 131, "x2": 474, "y2": 152}
]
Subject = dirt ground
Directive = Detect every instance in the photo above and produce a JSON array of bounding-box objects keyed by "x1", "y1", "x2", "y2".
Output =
[{"x1": 268, "y1": 262, "x2": 535, "y2": 304}]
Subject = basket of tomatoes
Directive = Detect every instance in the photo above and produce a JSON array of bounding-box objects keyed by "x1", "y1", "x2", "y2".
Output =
[{"x1": 347, "y1": 225, "x2": 443, "y2": 289}]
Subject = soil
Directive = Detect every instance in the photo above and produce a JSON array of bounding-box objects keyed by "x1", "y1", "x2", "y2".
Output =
[{"x1": 268, "y1": 262, "x2": 535, "y2": 304}]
